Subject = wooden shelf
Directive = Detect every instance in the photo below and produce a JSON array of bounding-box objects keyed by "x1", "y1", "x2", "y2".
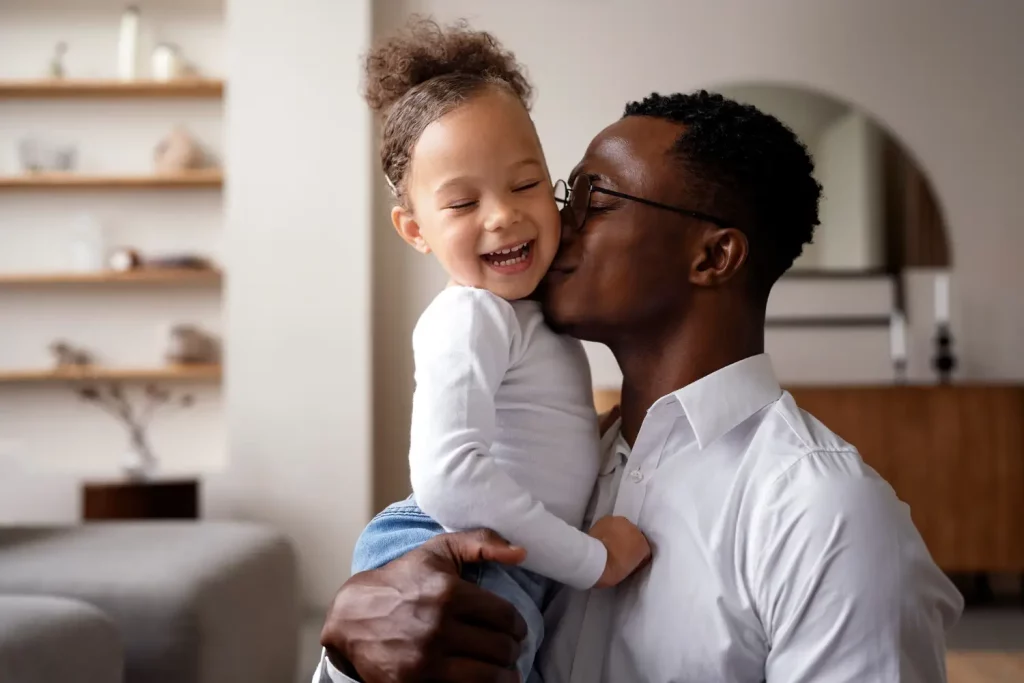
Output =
[
  {"x1": 0, "y1": 79, "x2": 224, "y2": 99},
  {"x1": 0, "y1": 364, "x2": 221, "y2": 384},
  {"x1": 0, "y1": 269, "x2": 222, "y2": 286},
  {"x1": 0, "y1": 170, "x2": 222, "y2": 190}
]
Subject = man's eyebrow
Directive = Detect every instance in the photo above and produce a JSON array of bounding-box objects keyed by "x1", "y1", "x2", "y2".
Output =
[{"x1": 569, "y1": 165, "x2": 611, "y2": 182}]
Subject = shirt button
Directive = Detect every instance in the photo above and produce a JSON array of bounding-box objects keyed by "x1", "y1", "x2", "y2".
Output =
[{"x1": 629, "y1": 468, "x2": 643, "y2": 483}]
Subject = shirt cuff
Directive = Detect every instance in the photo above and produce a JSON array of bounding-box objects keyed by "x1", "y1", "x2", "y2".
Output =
[
  {"x1": 574, "y1": 535, "x2": 608, "y2": 590},
  {"x1": 314, "y1": 648, "x2": 361, "y2": 683}
]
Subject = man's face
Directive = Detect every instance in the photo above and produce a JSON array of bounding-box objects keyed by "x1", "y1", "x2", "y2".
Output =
[{"x1": 542, "y1": 116, "x2": 704, "y2": 341}]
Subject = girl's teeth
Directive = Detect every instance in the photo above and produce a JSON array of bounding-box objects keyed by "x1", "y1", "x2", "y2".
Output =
[{"x1": 485, "y1": 241, "x2": 531, "y2": 267}]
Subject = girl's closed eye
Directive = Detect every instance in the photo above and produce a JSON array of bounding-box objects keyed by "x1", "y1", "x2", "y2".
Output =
[
  {"x1": 446, "y1": 198, "x2": 478, "y2": 211},
  {"x1": 512, "y1": 179, "x2": 542, "y2": 193}
]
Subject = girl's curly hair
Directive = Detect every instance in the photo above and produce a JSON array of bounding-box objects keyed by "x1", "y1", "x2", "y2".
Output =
[{"x1": 363, "y1": 17, "x2": 532, "y2": 202}]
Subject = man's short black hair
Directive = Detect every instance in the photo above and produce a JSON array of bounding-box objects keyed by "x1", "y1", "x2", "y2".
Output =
[{"x1": 623, "y1": 90, "x2": 821, "y2": 292}]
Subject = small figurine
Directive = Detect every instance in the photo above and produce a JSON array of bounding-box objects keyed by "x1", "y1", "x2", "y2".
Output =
[
  {"x1": 50, "y1": 340, "x2": 93, "y2": 368},
  {"x1": 165, "y1": 324, "x2": 220, "y2": 365},
  {"x1": 49, "y1": 42, "x2": 68, "y2": 79}
]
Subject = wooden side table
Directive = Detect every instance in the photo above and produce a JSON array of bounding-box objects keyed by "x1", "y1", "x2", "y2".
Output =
[{"x1": 82, "y1": 479, "x2": 199, "y2": 521}]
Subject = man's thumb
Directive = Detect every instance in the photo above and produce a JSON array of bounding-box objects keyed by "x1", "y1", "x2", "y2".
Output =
[{"x1": 438, "y1": 529, "x2": 527, "y2": 568}]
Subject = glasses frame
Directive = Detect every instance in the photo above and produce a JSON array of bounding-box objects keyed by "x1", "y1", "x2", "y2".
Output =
[{"x1": 554, "y1": 176, "x2": 731, "y2": 231}]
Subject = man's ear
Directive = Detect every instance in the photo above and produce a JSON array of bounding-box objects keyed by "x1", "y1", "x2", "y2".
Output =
[
  {"x1": 689, "y1": 227, "x2": 748, "y2": 286},
  {"x1": 392, "y1": 206, "x2": 431, "y2": 254}
]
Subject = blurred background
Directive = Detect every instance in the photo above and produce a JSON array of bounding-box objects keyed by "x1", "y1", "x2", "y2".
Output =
[{"x1": 0, "y1": 1, "x2": 1021, "y2": 682}]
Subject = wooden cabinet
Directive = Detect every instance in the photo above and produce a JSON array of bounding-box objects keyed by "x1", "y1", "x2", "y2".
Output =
[
  {"x1": 790, "y1": 386, "x2": 1024, "y2": 572},
  {"x1": 594, "y1": 385, "x2": 1024, "y2": 571}
]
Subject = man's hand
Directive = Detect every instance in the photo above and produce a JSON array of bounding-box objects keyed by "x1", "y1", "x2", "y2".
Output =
[{"x1": 321, "y1": 529, "x2": 529, "y2": 683}]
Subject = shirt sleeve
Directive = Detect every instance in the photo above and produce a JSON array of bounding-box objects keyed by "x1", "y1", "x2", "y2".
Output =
[
  {"x1": 409, "y1": 287, "x2": 607, "y2": 590},
  {"x1": 756, "y1": 451, "x2": 963, "y2": 683}
]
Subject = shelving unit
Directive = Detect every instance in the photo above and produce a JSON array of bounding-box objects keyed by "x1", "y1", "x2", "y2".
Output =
[
  {"x1": 0, "y1": 2, "x2": 227, "y2": 487},
  {"x1": 0, "y1": 269, "x2": 222, "y2": 286},
  {"x1": 0, "y1": 364, "x2": 222, "y2": 384},
  {"x1": 0, "y1": 170, "x2": 223, "y2": 190},
  {"x1": 0, "y1": 79, "x2": 224, "y2": 99}
]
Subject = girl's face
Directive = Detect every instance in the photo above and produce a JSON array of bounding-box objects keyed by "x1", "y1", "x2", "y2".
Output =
[{"x1": 392, "y1": 88, "x2": 561, "y2": 301}]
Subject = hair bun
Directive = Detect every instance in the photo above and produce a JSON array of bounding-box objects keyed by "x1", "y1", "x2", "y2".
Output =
[{"x1": 363, "y1": 17, "x2": 532, "y2": 116}]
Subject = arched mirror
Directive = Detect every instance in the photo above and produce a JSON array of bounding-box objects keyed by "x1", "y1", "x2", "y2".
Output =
[{"x1": 716, "y1": 83, "x2": 950, "y2": 276}]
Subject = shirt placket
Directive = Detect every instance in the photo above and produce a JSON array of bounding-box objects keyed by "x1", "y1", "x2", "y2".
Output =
[
  {"x1": 613, "y1": 401, "x2": 676, "y2": 522},
  {"x1": 566, "y1": 402, "x2": 678, "y2": 683},
  {"x1": 566, "y1": 465, "x2": 622, "y2": 683}
]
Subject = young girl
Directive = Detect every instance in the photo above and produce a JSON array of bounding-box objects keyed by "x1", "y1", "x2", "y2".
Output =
[{"x1": 352, "y1": 19, "x2": 650, "y2": 679}]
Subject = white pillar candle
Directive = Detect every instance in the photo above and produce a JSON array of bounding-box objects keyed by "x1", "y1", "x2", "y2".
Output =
[
  {"x1": 934, "y1": 273, "x2": 950, "y2": 324},
  {"x1": 890, "y1": 311, "x2": 907, "y2": 361},
  {"x1": 118, "y1": 6, "x2": 140, "y2": 81}
]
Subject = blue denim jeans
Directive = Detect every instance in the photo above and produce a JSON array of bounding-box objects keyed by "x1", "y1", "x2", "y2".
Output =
[{"x1": 352, "y1": 496, "x2": 549, "y2": 682}]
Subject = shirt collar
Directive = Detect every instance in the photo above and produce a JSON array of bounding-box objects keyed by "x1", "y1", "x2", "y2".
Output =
[
  {"x1": 671, "y1": 353, "x2": 782, "y2": 450},
  {"x1": 599, "y1": 416, "x2": 629, "y2": 475}
]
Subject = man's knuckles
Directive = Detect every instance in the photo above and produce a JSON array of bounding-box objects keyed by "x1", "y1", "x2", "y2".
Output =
[{"x1": 417, "y1": 569, "x2": 461, "y2": 605}]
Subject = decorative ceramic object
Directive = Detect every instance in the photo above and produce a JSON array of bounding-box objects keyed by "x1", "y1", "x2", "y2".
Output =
[
  {"x1": 153, "y1": 127, "x2": 205, "y2": 172},
  {"x1": 165, "y1": 324, "x2": 219, "y2": 364},
  {"x1": 108, "y1": 247, "x2": 142, "y2": 272},
  {"x1": 151, "y1": 43, "x2": 185, "y2": 81}
]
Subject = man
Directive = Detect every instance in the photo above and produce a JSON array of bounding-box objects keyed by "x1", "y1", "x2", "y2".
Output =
[{"x1": 317, "y1": 90, "x2": 963, "y2": 682}]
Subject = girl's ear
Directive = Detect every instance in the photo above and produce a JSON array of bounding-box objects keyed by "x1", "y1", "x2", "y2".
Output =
[{"x1": 392, "y1": 206, "x2": 431, "y2": 254}]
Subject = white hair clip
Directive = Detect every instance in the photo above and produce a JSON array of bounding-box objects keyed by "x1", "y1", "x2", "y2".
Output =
[{"x1": 384, "y1": 173, "x2": 398, "y2": 197}]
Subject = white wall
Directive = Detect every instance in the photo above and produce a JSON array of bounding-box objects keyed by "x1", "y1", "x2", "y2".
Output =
[
  {"x1": 372, "y1": 0, "x2": 1024, "y2": 508},
  {"x1": 206, "y1": 0, "x2": 372, "y2": 610},
  {"x1": 0, "y1": 0, "x2": 225, "y2": 520}
]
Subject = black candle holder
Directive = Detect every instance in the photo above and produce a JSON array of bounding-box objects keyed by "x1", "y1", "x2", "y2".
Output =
[
  {"x1": 893, "y1": 357, "x2": 908, "y2": 385},
  {"x1": 932, "y1": 322, "x2": 957, "y2": 384}
]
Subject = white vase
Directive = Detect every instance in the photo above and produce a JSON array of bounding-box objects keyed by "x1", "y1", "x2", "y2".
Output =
[
  {"x1": 118, "y1": 6, "x2": 140, "y2": 81},
  {"x1": 121, "y1": 426, "x2": 158, "y2": 481}
]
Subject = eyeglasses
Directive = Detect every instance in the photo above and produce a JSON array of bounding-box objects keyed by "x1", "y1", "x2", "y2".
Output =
[{"x1": 553, "y1": 175, "x2": 731, "y2": 232}]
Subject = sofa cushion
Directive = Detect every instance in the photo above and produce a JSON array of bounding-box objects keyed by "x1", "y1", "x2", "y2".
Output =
[
  {"x1": 0, "y1": 522, "x2": 298, "y2": 683},
  {"x1": 0, "y1": 594, "x2": 123, "y2": 683}
]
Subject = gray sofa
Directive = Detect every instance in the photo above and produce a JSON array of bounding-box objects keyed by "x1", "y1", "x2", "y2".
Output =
[
  {"x1": 0, "y1": 522, "x2": 299, "y2": 683},
  {"x1": 0, "y1": 594, "x2": 123, "y2": 683}
]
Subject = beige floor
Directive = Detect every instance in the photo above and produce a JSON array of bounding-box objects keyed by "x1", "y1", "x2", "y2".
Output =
[{"x1": 299, "y1": 609, "x2": 1024, "y2": 683}]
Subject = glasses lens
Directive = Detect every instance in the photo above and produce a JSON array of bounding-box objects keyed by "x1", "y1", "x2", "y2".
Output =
[
  {"x1": 553, "y1": 179, "x2": 568, "y2": 205},
  {"x1": 570, "y1": 175, "x2": 591, "y2": 231}
]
